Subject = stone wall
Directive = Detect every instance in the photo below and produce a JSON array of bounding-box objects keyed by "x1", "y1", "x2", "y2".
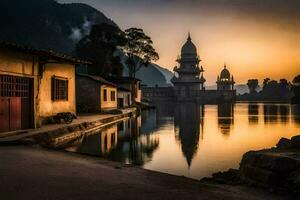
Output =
[{"x1": 142, "y1": 87, "x2": 236, "y2": 103}]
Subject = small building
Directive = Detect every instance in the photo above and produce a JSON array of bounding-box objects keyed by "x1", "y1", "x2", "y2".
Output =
[
  {"x1": 0, "y1": 42, "x2": 90, "y2": 133},
  {"x1": 117, "y1": 87, "x2": 132, "y2": 108},
  {"x1": 216, "y1": 65, "x2": 235, "y2": 91},
  {"x1": 107, "y1": 77, "x2": 142, "y2": 103},
  {"x1": 76, "y1": 74, "x2": 117, "y2": 112}
]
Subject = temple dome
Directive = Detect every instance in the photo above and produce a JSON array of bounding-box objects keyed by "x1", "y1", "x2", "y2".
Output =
[
  {"x1": 220, "y1": 65, "x2": 230, "y2": 79},
  {"x1": 181, "y1": 33, "x2": 197, "y2": 56}
]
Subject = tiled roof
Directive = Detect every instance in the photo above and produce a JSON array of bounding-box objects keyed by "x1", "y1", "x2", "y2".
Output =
[
  {"x1": 0, "y1": 41, "x2": 92, "y2": 64},
  {"x1": 77, "y1": 73, "x2": 116, "y2": 87}
]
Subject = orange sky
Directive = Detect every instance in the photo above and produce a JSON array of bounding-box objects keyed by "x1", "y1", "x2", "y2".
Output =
[{"x1": 60, "y1": 0, "x2": 300, "y2": 84}]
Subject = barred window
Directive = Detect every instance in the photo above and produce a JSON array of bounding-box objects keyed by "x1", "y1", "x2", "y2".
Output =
[
  {"x1": 51, "y1": 77, "x2": 68, "y2": 101},
  {"x1": 111, "y1": 91, "x2": 116, "y2": 101},
  {"x1": 103, "y1": 89, "x2": 107, "y2": 101},
  {"x1": 0, "y1": 75, "x2": 30, "y2": 97}
]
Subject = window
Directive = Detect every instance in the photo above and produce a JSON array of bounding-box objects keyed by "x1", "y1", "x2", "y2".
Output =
[
  {"x1": 51, "y1": 77, "x2": 68, "y2": 101},
  {"x1": 0, "y1": 75, "x2": 30, "y2": 97},
  {"x1": 127, "y1": 94, "x2": 131, "y2": 105},
  {"x1": 103, "y1": 89, "x2": 107, "y2": 101},
  {"x1": 111, "y1": 91, "x2": 116, "y2": 101}
]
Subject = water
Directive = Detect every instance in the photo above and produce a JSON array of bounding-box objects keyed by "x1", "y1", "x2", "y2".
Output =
[{"x1": 65, "y1": 103, "x2": 300, "y2": 179}]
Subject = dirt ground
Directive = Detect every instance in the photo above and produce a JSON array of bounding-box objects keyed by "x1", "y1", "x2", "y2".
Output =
[{"x1": 0, "y1": 145, "x2": 284, "y2": 200}]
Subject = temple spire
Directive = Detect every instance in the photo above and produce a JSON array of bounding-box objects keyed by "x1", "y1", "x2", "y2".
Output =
[{"x1": 187, "y1": 32, "x2": 191, "y2": 41}]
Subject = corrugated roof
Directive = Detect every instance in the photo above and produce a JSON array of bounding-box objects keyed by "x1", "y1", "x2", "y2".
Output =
[{"x1": 0, "y1": 41, "x2": 92, "y2": 64}]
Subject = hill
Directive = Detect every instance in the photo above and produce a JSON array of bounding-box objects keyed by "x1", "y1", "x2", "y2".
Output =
[
  {"x1": 0, "y1": 0, "x2": 173, "y2": 86},
  {"x1": 0, "y1": 0, "x2": 116, "y2": 54},
  {"x1": 122, "y1": 62, "x2": 173, "y2": 87}
]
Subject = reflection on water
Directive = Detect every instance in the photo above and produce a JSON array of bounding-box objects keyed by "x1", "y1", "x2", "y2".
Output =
[
  {"x1": 248, "y1": 104, "x2": 259, "y2": 124},
  {"x1": 218, "y1": 104, "x2": 234, "y2": 136},
  {"x1": 174, "y1": 103, "x2": 202, "y2": 167},
  {"x1": 65, "y1": 103, "x2": 300, "y2": 179}
]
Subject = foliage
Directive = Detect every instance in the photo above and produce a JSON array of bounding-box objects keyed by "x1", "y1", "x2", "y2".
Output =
[
  {"x1": 292, "y1": 74, "x2": 300, "y2": 104},
  {"x1": 121, "y1": 28, "x2": 159, "y2": 78},
  {"x1": 247, "y1": 79, "x2": 259, "y2": 94},
  {"x1": 76, "y1": 23, "x2": 125, "y2": 77},
  {"x1": 238, "y1": 78, "x2": 293, "y2": 101}
]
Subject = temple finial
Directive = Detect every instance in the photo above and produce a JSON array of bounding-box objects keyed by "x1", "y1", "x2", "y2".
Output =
[
  {"x1": 187, "y1": 32, "x2": 191, "y2": 41},
  {"x1": 224, "y1": 62, "x2": 227, "y2": 69}
]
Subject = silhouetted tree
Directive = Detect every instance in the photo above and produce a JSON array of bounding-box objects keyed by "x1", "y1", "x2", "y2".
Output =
[
  {"x1": 262, "y1": 78, "x2": 292, "y2": 100},
  {"x1": 263, "y1": 78, "x2": 270, "y2": 90},
  {"x1": 121, "y1": 28, "x2": 159, "y2": 78},
  {"x1": 76, "y1": 23, "x2": 125, "y2": 77},
  {"x1": 292, "y1": 74, "x2": 300, "y2": 104},
  {"x1": 247, "y1": 79, "x2": 259, "y2": 94}
]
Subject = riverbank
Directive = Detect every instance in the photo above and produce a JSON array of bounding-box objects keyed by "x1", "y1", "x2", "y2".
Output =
[
  {"x1": 0, "y1": 145, "x2": 282, "y2": 200},
  {"x1": 0, "y1": 107, "x2": 137, "y2": 146}
]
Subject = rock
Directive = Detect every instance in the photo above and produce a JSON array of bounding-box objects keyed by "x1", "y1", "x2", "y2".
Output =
[
  {"x1": 276, "y1": 137, "x2": 291, "y2": 149},
  {"x1": 211, "y1": 169, "x2": 241, "y2": 185},
  {"x1": 239, "y1": 148, "x2": 300, "y2": 193},
  {"x1": 290, "y1": 135, "x2": 300, "y2": 149}
]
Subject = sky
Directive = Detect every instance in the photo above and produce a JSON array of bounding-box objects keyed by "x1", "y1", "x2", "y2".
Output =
[{"x1": 59, "y1": 0, "x2": 300, "y2": 84}]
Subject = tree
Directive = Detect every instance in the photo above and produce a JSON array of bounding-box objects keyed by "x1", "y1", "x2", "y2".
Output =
[
  {"x1": 121, "y1": 28, "x2": 159, "y2": 78},
  {"x1": 263, "y1": 78, "x2": 270, "y2": 90},
  {"x1": 292, "y1": 74, "x2": 300, "y2": 104},
  {"x1": 247, "y1": 79, "x2": 259, "y2": 94},
  {"x1": 76, "y1": 23, "x2": 125, "y2": 77}
]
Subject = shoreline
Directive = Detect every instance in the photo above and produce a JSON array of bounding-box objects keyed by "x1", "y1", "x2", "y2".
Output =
[{"x1": 0, "y1": 144, "x2": 284, "y2": 200}]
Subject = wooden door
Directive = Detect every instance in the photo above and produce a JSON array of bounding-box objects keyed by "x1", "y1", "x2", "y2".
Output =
[
  {"x1": 0, "y1": 75, "x2": 32, "y2": 133},
  {"x1": 0, "y1": 98, "x2": 10, "y2": 132}
]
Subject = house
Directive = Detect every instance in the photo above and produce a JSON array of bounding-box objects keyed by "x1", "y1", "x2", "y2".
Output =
[
  {"x1": 76, "y1": 74, "x2": 117, "y2": 112},
  {"x1": 107, "y1": 77, "x2": 142, "y2": 103},
  {"x1": 0, "y1": 42, "x2": 90, "y2": 133},
  {"x1": 117, "y1": 87, "x2": 132, "y2": 108}
]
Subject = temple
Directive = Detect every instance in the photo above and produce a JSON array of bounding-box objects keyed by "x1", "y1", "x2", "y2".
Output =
[{"x1": 142, "y1": 34, "x2": 236, "y2": 103}]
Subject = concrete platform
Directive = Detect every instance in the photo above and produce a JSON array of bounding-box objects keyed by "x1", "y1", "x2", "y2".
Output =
[{"x1": 0, "y1": 107, "x2": 136, "y2": 143}]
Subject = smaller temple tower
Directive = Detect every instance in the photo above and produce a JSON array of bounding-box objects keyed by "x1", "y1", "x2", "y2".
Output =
[
  {"x1": 217, "y1": 64, "x2": 235, "y2": 90},
  {"x1": 171, "y1": 34, "x2": 206, "y2": 99}
]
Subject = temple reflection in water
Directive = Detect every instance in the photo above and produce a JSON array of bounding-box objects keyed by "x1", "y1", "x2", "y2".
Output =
[
  {"x1": 63, "y1": 103, "x2": 300, "y2": 177},
  {"x1": 174, "y1": 103, "x2": 204, "y2": 167},
  {"x1": 217, "y1": 103, "x2": 234, "y2": 136}
]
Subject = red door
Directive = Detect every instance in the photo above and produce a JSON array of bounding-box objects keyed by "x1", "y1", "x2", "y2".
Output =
[
  {"x1": 0, "y1": 75, "x2": 32, "y2": 133},
  {"x1": 0, "y1": 98, "x2": 10, "y2": 132}
]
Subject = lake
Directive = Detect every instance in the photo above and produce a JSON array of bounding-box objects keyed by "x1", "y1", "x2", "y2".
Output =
[{"x1": 65, "y1": 103, "x2": 300, "y2": 179}]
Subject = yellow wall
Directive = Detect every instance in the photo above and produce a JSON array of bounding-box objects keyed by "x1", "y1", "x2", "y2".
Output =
[
  {"x1": 0, "y1": 50, "x2": 38, "y2": 76},
  {"x1": 37, "y1": 63, "x2": 76, "y2": 120},
  {"x1": 0, "y1": 49, "x2": 38, "y2": 126},
  {"x1": 117, "y1": 90, "x2": 132, "y2": 107},
  {"x1": 0, "y1": 49, "x2": 76, "y2": 128},
  {"x1": 100, "y1": 85, "x2": 117, "y2": 110},
  {"x1": 100, "y1": 124, "x2": 118, "y2": 153}
]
